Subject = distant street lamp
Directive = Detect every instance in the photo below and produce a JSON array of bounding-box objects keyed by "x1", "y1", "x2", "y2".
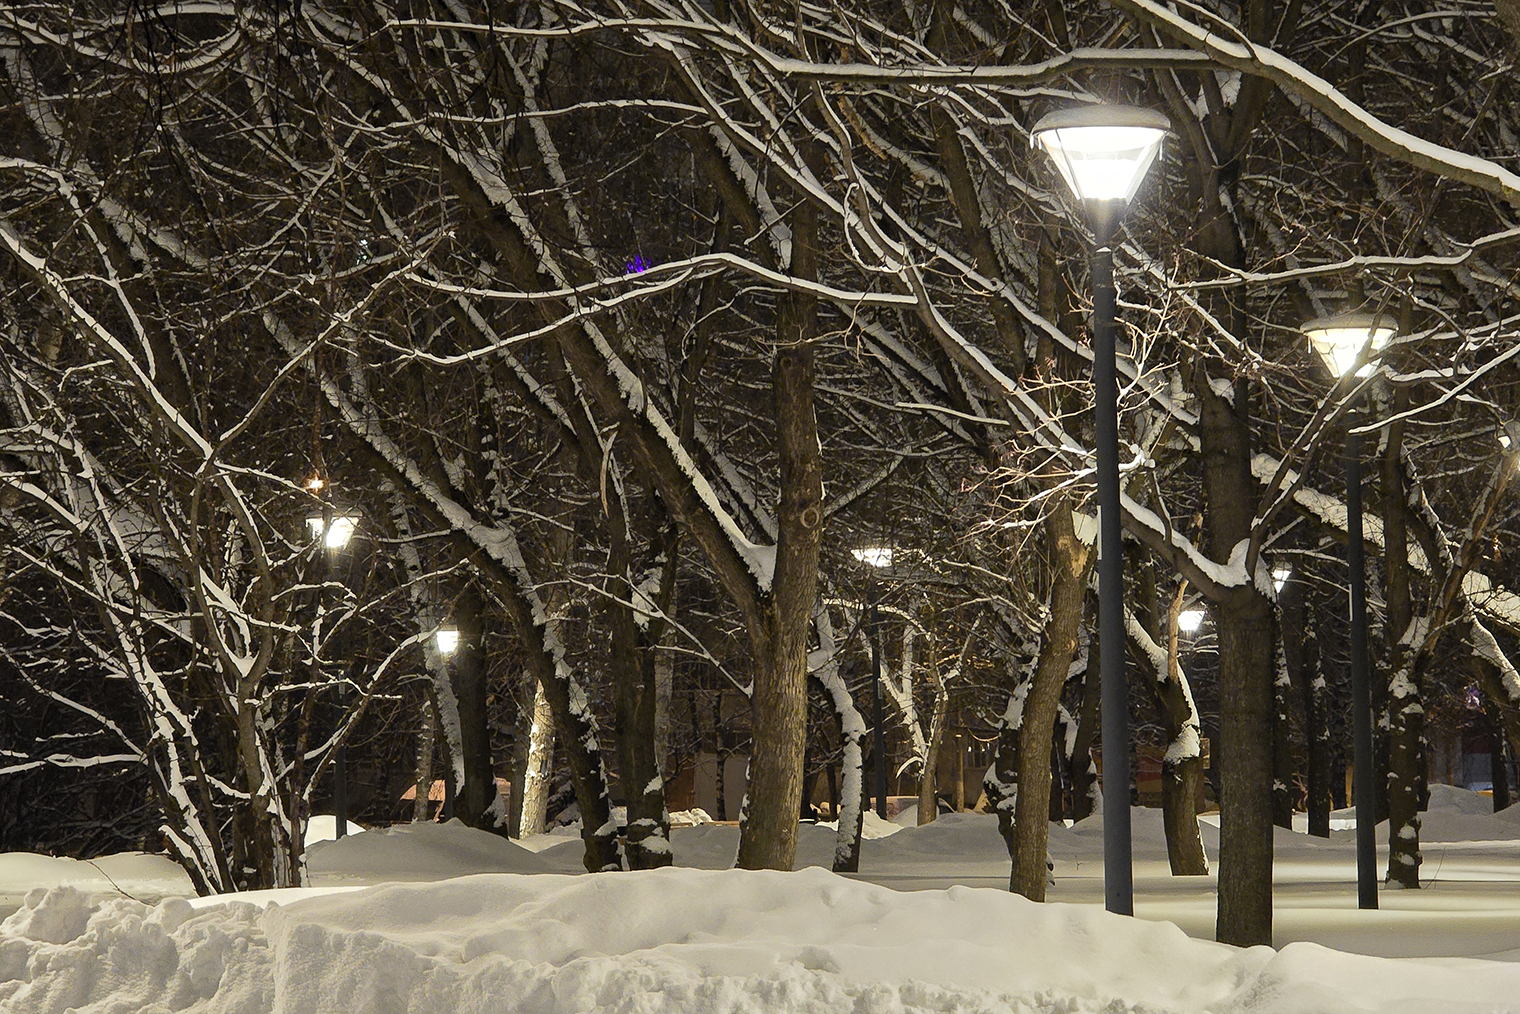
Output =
[
  {"x1": 1302, "y1": 310, "x2": 1395, "y2": 910},
  {"x1": 1034, "y1": 104, "x2": 1169, "y2": 917},
  {"x1": 1272, "y1": 567, "x2": 1292, "y2": 595},
  {"x1": 1177, "y1": 608, "x2": 1206, "y2": 635},
  {"x1": 853, "y1": 546, "x2": 894, "y2": 819},
  {"x1": 308, "y1": 498, "x2": 360, "y2": 838},
  {"x1": 435, "y1": 626, "x2": 461, "y2": 656}
]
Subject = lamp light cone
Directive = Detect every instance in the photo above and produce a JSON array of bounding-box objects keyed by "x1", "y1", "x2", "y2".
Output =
[
  {"x1": 1301, "y1": 311, "x2": 1395, "y2": 379},
  {"x1": 1032, "y1": 105, "x2": 1171, "y2": 204}
]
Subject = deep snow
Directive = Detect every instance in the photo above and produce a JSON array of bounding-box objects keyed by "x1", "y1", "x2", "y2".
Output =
[{"x1": 6, "y1": 786, "x2": 1520, "y2": 1012}]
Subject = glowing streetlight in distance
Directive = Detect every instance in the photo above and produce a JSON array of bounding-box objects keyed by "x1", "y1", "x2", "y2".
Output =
[
  {"x1": 1301, "y1": 312, "x2": 1395, "y2": 379},
  {"x1": 435, "y1": 627, "x2": 460, "y2": 655},
  {"x1": 1177, "y1": 608, "x2": 1206, "y2": 634},
  {"x1": 306, "y1": 514, "x2": 358, "y2": 549},
  {"x1": 1272, "y1": 567, "x2": 1292, "y2": 593},
  {"x1": 852, "y1": 546, "x2": 893, "y2": 568}
]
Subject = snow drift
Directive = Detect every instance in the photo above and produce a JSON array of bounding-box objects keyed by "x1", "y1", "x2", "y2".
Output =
[{"x1": 6, "y1": 866, "x2": 1520, "y2": 1014}]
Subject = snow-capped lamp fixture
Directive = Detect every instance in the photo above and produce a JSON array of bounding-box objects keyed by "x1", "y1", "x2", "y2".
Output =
[
  {"x1": 851, "y1": 546, "x2": 893, "y2": 568},
  {"x1": 435, "y1": 627, "x2": 460, "y2": 655},
  {"x1": 1301, "y1": 312, "x2": 1395, "y2": 379},
  {"x1": 1033, "y1": 103, "x2": 1169, "y2": 922},
  {"x1": 1177, "y1": 608, "x2": 1206, "y2": 634},
  {"x1": 1272, "y1": 567, "x2": 1292, "y2": 594},
  {"x1": 306, "y1": 513, "x2": 358, "y2": 550}
]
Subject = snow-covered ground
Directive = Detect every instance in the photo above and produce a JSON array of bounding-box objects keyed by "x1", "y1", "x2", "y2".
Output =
[{"x1": 5, "y1": 785, "x2": 1520, "y2": 1012}]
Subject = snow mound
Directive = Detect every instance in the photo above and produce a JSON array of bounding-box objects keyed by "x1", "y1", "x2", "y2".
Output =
[
  {"x1": 0, "y1": 852, "x2": 192, "y2": 914},
  {"x1": 8, "y1": 869, "x2": 1520, "y2": 1014},
  {"x1": 302, "y1": 813, "x2": 368, "y2": 846},
  {"x1": 815, "y1": 809, "x2": 903, "y2": 839},
  {"x1": 304, "y1": 819, "x2": 556, "y2": 883}
]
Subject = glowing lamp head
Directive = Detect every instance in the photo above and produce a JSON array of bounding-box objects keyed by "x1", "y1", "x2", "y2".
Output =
[
  {"x1": 1178, "y1": 608, "x2": 1206, "y2": 634},
  {"x1": 851, "y1": 546, "x2": 893, "y2": 568},
  {"x1": 1301, "y1": 312, "x2": 1395, "y2": 379},
  {"x1": 1501, "y1": 423, "x2": 1520, "y2": 453},
  {"x1": 1031, "y1": 105, "x2": 1170, "y2": 204},
  {"x1": 307, "y1": 514, "x2": 358, "y2": 549},
  {"x1": 435, "y1": 627, "x2": 460, "y2": 655},
  {"x1": 1272, "y1": 567, "x2": 1292, "y2": 593}
]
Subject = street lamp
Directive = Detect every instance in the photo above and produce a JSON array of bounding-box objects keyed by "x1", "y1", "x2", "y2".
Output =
[
  {"x1": 436, "y1": 626, "x2": 460, "y2": 655},
  {"x1": 1302, "y1": 310, "x2": 1394, "y2": 910},
  {"x1": 854, "y1": 546, "x2": 893, "y2": 820},
  {"x1": 1034, "y1": 104, "x2": 1169, "y2": 917},
  {"x1": 1177, "y1": 608, "x2": 1206, "y2": 635},
  {"x1": 1272, "y1": 567, "x2": 1292, "y2": 594},
  {"x1": 307, "y1": 503, "x2": 360, "y2": 838}
]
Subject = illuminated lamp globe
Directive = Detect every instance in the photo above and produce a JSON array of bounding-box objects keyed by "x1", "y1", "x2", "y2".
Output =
[
  {"x1": 1301, "y1": 312, "x2": 1395, "y2": 379},
  {"x1": 1177, "y1": 608, "x2": 1206, "y2": 634},
  {"x1": 306, "y1": 513, "x2": 358, "y2": 549},
  {"x1": 1031, "y1": 105, "x2": 1171, "y2": 204},
  {"x1": 436, "y1": 627, "x2": 460, "y2": 655}
]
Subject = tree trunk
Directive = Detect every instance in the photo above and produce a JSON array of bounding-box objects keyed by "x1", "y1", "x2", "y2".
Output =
[
  {"x1": 1156, "y1": 585, "x2": 1209, "y2": 877},
  {"x1": 1198, "y1": 370, "x2": 1275, "y2": 947},
  {"x1": 735, "y1": 197, "x2": 822, "y2": 871},
  {"x1": 1382, "y1": 395, "x2": 1421, "y2": 887},
  {"x1": 414, "y1": 693, "x2": 436, "y2": 822},
  {"x1": 917, "y1": 653, "x2": 949, "y2": 826},
  {"x1": 1283, "y1": 575, "x2": 1330, "y2": 838},
  {"x1": 512, "y1": 680, "x2": 554, "y2": 837},
  {"x1": 1008, "y1": 502, "x2": 1092, "y2": 900},
  {"x1": 1069, "y1": 626, "x2": 1101, "y2": 821},
  {"x1": 451, "y1": 583, "x2": 505, "y2": 832},
  {"x1": 1273, "y1": 641, "x2": 1295, "y2": 830}
]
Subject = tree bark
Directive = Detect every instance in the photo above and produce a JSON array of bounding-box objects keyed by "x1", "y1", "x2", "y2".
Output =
[
  {"x1": 1007, "y1": 501, "x2": 1092, "y2": 900},
  {"x1": 451, "y1": 583, "x2": 505, "y2": 832}
]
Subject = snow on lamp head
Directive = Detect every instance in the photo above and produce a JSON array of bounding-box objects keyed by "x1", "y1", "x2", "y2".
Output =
[
  {"x1": 435, "y1": 627, "x2": 460, "y2": 655},
  {"x1": 1031, "y1": 105, "x2": 1171, "y2": 205},
  {"x1": 1301, "y1": 312, "x2": 1395, "y2": 379}
]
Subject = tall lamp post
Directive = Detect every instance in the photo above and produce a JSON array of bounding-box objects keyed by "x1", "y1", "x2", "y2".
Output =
[
  {"x1": 1033, "y1": 105, "x2": 1169, "y2": 917},
  {"x1": 1302, "y1": 311, "x2": 1394, "y2": 910},
  {"x1": 853, "y1": 546, "x2": 893, "y2": 819},
  {"x1": 307, "y1": 506, "x2": 359, "y2": 838}
]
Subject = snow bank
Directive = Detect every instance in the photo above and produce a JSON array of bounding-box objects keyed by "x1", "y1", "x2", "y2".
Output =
[
  {"x1": 7, "y1": 868, "x2": 1520, "y2": 1014},
  {"x1": 305, "y1": 819, "x2": 558, "y2": 883},
  {"x1": 0, "y1": 852, "x2": 192, "y2": 915}
]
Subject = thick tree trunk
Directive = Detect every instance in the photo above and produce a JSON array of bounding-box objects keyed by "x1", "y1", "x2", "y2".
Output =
[
  {"x1": 1198, "y1": 370, "x2": 1275, "y2": 947},
  {"x1": 1009, "y1": 502, "x2": 1092, "y2": 900},
  {"x1": 735, "y1": 199, "x2": 822, "y2": 871},
  {"x1": 917, "y1": 656, "x2": 949, "y2": 826},
  {"x1": 1386, "y1": 654, "x2": 1425, "y2": 887},
  {"x1": 452, "y1": 584, "x2": 505, "y2": 832}
]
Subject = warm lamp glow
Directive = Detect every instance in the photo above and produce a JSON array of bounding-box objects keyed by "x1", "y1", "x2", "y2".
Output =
[
  {"x1": 1302, "y1": 313, "x2": 1395, "y2": 379},
  {"x1": 306, "y1": 476, "x2": 325, "y2": 492},
  {"x1": 852, "y1": 546, "x2": 893, "y2": 568},
  {"x1": 1272, "y1": 567, "x2": 1292, "y2": 593},
  {"x1": 307, "y1": 514, "x2": 358, "y2": 549},
  {"x1": 1178, "y1": 608, "x2": 1206, "y2": 634},
  {"x1": 1032, "y1": 106, "x2": 1170, "y2": 204},
  {"x1": 435, "y1": 627, "x2": 460, "y2": 655}
]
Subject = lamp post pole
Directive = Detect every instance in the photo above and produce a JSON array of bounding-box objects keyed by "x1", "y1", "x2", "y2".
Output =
[
  {"x1": 1345, "y1": 416, "x2": 1376, "y2": 909},
  {"x1": 1090, "y1": 204, "x2": 1132, "y2": 916}
]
